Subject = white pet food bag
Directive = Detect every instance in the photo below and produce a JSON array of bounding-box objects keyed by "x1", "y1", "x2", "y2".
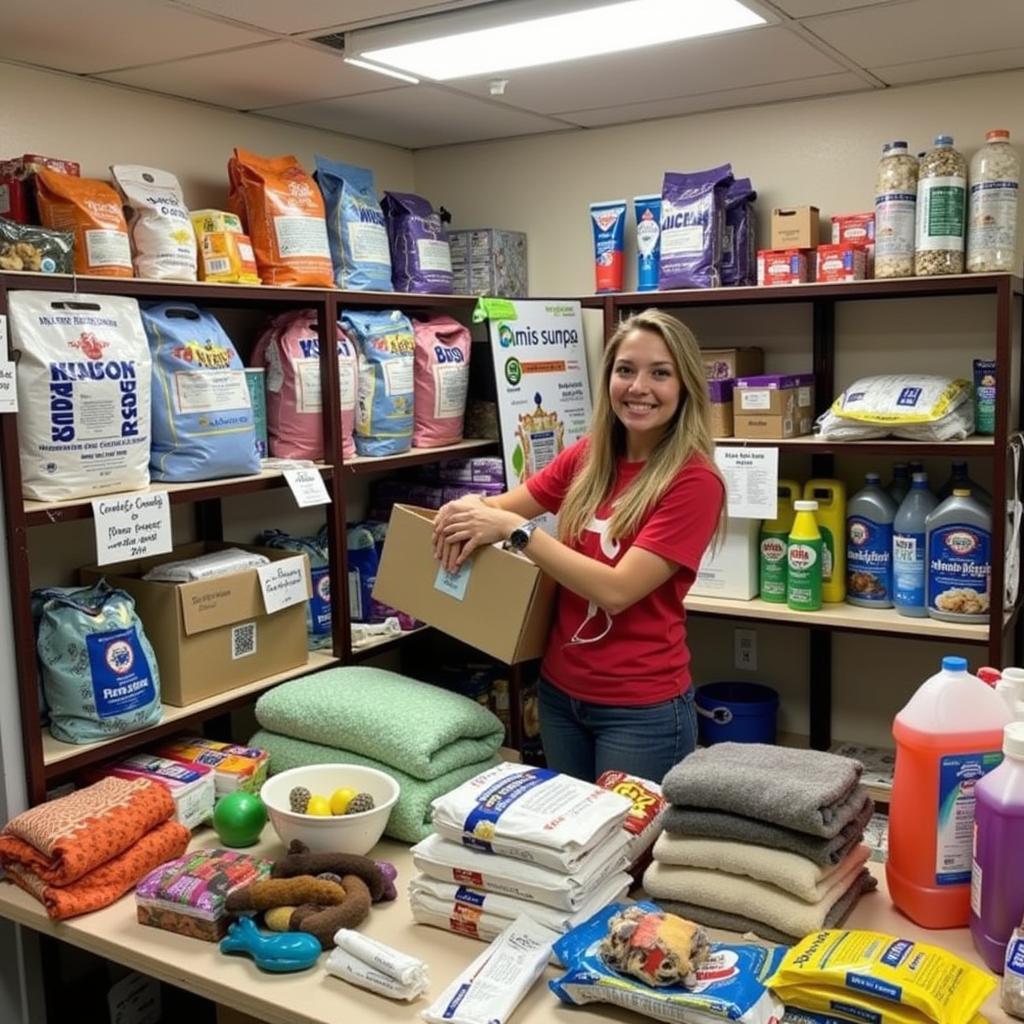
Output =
[
  {"x1": 9, "y1": 291, "x2": 151, "y2": 501},
  {"x1": 111, "y1": 165, "x2": 197, "y2": 281}
]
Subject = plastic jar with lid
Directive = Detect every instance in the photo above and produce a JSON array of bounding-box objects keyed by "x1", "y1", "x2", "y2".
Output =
[
  {"x1": 915, "y1": 134, "x2": 967, "y2": 276},
  {"x1": 874, "y1": 140, "x2": 919, "y2": 278},
  {"x1": 967, "y1": 129, "x2": 1020, "y2": 273}
]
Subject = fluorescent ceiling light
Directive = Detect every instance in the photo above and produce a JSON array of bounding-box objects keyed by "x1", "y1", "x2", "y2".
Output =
[
  {"x1": 359, "y1": 0, "x2": 765, "y2": 81},
  {"x1": 343, "y1": 57, "x2": 420, "y2": 84}
]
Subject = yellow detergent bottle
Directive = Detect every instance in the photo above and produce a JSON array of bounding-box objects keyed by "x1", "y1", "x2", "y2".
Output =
[
  {"x1": 804, "y1": 478, "x2": 846, "y2": 603},
  {"x1": 759, "y1": 479, "x2": 801, "y2": 603}
]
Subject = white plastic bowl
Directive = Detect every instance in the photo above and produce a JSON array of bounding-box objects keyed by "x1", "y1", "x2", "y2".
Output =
[{"x1": 260, "y1": 763, "x2": 399, "y2": 855}]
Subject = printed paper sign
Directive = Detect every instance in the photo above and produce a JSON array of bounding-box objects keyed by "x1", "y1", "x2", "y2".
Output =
[
  {"x1": 434, "y1": 561, "x2": 471, "y2": 601},
  {"x1": 0, "y1": 360, "x2": 17, "y2": 412},
  {"x1": 284, "y1": 467, "x2": 331, "y2": 507},
  {"x1": 92, "y1": 492, "x2": 172, "y2": 565},
  {"x1": 714, "y1": 446, "x2": 779, "y2": 519},
  {"x1": 257, "y1": 556, "x2": 310, "y2": 614},
  {"x1": 0, "y1": 313, "x2": 8, "y2": 359}
]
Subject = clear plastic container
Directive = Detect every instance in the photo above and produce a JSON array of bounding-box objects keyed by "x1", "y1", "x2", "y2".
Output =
[
  {"x1": 915, "y1": 135, "x2": 967, "y2": 276},
  {"x1": 875, "y1": 141, "x2": 919, "y2": 279},
  {"x1": 967, "y1": 129, "x2": 1020, "y2": 274}
]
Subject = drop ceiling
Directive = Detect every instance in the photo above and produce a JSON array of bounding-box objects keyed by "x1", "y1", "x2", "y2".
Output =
[{"x1": 2, "y1": 0, "x2": 1023, "y2": 149}]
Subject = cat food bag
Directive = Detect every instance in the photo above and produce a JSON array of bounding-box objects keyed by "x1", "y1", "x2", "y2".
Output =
[
  {"x1": 111, "y1": 165, "x2": 197, "y2": 281},
  {"x1": 9, "y1": 291, "x2": 151, "y2": 501},
  {"x1": 341, "y1": 309, "x2": 415, "y2": 457},
  {"x1": 381, "y1": 191, "x2": 453, "y2": 294},
  {"x1": 227, "y1": 148, "x2": 332, "y2": 287},
  {"x1": 141, "y1": 302, "x2": 259, "y2": 482},
  {"x1": 190, "y1": 209, "x2": 259, "y2": 284},
  {"x1": 659, "y1": 164, "x2": 734, "y2": 290},
  {"x1": 313, "y1": 155, "x2": 393, "y2": 292},
  {"x1": 257, "y1": 530, "x2": 332, "y2": 647},
  {"x1": 412, "y1": 315, "x2": 471, "y2": 447},
  {"x1": 722, "y1": 177, "x2": 757, "y2": 286},
  {"x1": 36, "y1": 169, "x2": 133, "y2": 277}
]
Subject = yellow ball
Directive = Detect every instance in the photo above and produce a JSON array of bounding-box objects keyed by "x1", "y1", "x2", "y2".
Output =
[
  {"x1": 305, "y1": 794, "x2": 332, "y2": 817},
  {"x1": 329, "y1": 787, "x2": 359, "y2": 815}
]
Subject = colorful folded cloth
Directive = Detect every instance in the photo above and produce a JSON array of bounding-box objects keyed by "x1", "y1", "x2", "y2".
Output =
[
  {"x1": 652, "y1": 834, "x2": 871, "y2": 904},
  {"x1": 0, "y1": 777, "x2": 176, "y2": 886}
]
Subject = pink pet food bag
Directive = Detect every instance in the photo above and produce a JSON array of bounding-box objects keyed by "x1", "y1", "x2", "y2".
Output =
[{"x1": 412, "y1": 315, "x2": 471, "y2": 448}]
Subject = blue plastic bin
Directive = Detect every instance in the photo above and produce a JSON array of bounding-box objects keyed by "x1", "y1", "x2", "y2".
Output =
[{"x1": 695, "y1": 681, "x2": 779, "y2": 746}]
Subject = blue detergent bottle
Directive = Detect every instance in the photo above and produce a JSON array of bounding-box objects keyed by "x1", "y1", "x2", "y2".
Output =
[
  {"x1": 846, "y1": 472, "x2": 897, "y2": 608},
  {"x1": 894, "y1": 472, "x2": 939, "y2": 617}
]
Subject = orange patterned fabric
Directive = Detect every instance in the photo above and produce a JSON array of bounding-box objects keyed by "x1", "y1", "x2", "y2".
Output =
[
  {"x1": 0, "y1": 777, "x2": 175, "y2": 886},
  {"x1": 3, "y1": 820, "x2": 189, "y2": 920}
]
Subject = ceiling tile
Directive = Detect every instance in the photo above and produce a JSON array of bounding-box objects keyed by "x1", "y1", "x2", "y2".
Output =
[
  {"x1": 558, "y1": 72, "x2": 869, "y2": 127},
  {"x1": 99, "y1": 41, "x2": 401, "y2": 110},
  {"x1": 803, "y1": 0, "x2": 1024, "y2": 67},
  {"x1": 448, "y1": 27, "x2": 845, "y2": 115},
  {"x1": 771, "y1": 0, "x2": 899, "y2": 16},
  {"x1": 257, "y1": 86, "x2": 575, "y2": 148},
  {"x1": 0, "y1": 0, "x2": 268, "y2": 74},
  {"x1": 871, "y1": 46, "x2": 1024, "y2": 85}
]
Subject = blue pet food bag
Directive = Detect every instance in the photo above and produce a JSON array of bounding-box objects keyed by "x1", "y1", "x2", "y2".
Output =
[
  {"x1": 314, "y1": 155, "x2": 393, "y2": 292},
  {"x1": 341, "y1": 309, "x2": 415, "y2": 457},
  {"x1": 142, "y1": 302, "x2": 259, "y2": 482},
  {"x1": 346, "y1": 525, "x2": 379, "y2": 624},
  {"x1": 257, "y1": 530, "x2": 332, "y2": 648}
]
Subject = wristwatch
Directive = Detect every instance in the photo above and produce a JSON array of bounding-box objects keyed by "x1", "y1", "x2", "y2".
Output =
[{"x1": 507, "y1": 519, "x2": 538, "y2": 553}]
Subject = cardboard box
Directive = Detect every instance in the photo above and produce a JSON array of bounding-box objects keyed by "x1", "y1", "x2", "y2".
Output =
[
  {"x1": 831, "y1": 212, "x2": 875, "y2": 274},
  {"x1": 449, "y1": 228, "x2": 528, "y2": 297},
  {"x1": 770, "y1": 205, "x2": 820, "y2": 249},
  {"x1": 707, "y1": 379, "x2": 734, "y2": 438},
  {"x1": 151, "y1": 737, "x2": 269, "y2": 797},
  {"x1": 80, "y1": 542, "x2": 310, "y2": 707},
  {"x1": 733, "y1": 373, "x2": 815, "y2": 439},
  {"x1": 702, "y1": 347, "x2": 763, "y2": 382},
  {"x1": 373, "y1": 505, "x2": 556, "y2": 663},
  {"x1": 690, "y1": 517, "x2": 759, "y2": 600},
  {"x1": 816, "y1": 244, "x2": 867, "y2": 282},
  {"x1": 757, "y1": 248, "x2": 811, "y2": 286}
]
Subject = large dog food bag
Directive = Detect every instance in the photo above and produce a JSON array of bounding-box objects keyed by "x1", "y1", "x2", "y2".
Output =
[
  {"x1": 9, "y1": 291, "x2": 152, "y2": 501},
  {"x1": 142, "y1": 302, "x2": 259, "y2": 482},
  {"x1": 381, "y1": 191, "x2": 454, "y2": 294},
  {"x1": 412, "y1": 315, "x2": 471, "y2": 447}
]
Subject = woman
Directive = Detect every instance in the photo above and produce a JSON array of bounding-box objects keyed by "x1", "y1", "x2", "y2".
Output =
[{"x1": 433, "y1": 309, "x2": 724, "y2": 783}]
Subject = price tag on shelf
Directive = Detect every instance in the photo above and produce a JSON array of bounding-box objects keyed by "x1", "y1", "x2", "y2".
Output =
[
  {"x1": 257, "y1": 556, "x2": 310, "y2": 615},
  {"x1": 714, "y1": 446, "x2": 779, "y2": 519},
  {"x1": 284, "y1": 467, "x2": 331, "y2": 507},
  {"x1": 92, "y1": 492, "x2": 172, "y2": 566}
]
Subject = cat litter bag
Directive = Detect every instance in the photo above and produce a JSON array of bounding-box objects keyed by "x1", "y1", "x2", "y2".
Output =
[
  {"x1": 35, "y1": 581, "x2": 162, "y2": 744},
  {"x1": 381, "y1": 191, "x2": 454, "y2": 294},
  {"x1": 257, "y1": 530, "x2": 332, "y2": 648},
  {"x1": 659, "y1": 164, "x2": 734, "y2": 290},
  {"x1": 722, "y1": 177, "x2": 757, "y2": 287},
  {"x1": 346, "y1": 525, "x2": 379, "y2": 624},
  {"x1": 341, "y1": 309, "x2": 415, "y2": 457},
  {"x1": 413, "y1": 315, "x2": 471, "y2": 447},
  {"x1": 313, "y1": 155, "x2": 393, "y2": 292},
  {"x1": 9, "y1": 291, "x2": 152, "y2": 501},
  {"x1": 142, "y1": 302, "x2": 259, "y2": 482}
]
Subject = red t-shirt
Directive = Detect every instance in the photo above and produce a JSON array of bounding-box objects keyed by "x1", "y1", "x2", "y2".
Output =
[{"x1": 526, "y1": 438, "x2": 724, "y2": 706}]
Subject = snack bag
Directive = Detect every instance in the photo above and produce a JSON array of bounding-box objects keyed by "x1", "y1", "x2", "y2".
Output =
[
  {"x1": 412, "y1": 315, "x2": 471, "y2": 447},
  {"x1": 190, "y1": 209, "x2": 259, "y2": 284},
  {"x1": 227, "y1": 149, "x2": 332, "y2": 287},
  {"x1": 36, "y1": 169, "x2": 132, "y2": 277},
  {"x1": 0, "y1": 154, "x2": 80, "y2": 224},
  {"x1": 0, "y1": 220, "x2": 73, "y2": 273}
]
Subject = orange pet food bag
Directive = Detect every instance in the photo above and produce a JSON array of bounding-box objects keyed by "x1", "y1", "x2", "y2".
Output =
[
  {"x1": 35, "y1": 169, "x2": 133, "y2": 278},
  {"x1": 227, "y1": 149, "x2": 332, "y2": 287}
]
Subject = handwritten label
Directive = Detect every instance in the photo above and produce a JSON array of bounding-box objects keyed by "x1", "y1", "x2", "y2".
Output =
[
  {"x1": 257, "y1": 556, "x2": 310, "y2": 614},
  {"x1": 434, "y1": 561, "x2": 471, "y2": 600},
  {"x1": 714, "y1": 446, "x2": 779, "y2": 519},
  {"x1": 0, "y1": 361, "x2": 17, "y2": 412},
  {"x1": 0, "y1": 314, "x2": 7, "y2": 359},
  {"x1": 92, "y1": 492, "x2": 172, "y2": 566},
  {"x1": 284, "y1": 467, "x2": 331, "y2": 507}
]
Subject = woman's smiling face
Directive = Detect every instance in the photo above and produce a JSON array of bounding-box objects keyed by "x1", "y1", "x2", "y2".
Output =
[{"x1": 608, "y1": 328, "x2": 683, "y2": 444}]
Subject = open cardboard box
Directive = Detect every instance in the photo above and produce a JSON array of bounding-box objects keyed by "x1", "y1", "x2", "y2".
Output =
[{"x1": 373, "y1": 504, "x2": 556, "y2": 664}]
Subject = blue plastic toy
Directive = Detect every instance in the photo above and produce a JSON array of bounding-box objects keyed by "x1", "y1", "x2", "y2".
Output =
[{"x1": 219, "y1": 916, "x2": 321, "y2": 972}]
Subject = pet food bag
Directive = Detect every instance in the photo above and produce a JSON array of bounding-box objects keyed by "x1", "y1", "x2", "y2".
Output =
[
  {"x1": 111, "y1": 165, "x2": 197, "y2": 281},
  {"x1": 347, "y1": 525, "x2": 379, "y2": 624},
  {"x1": 0, "y1": 220, "x2": 73, "y2": 273},
  {"x1": 412, "y1": 315, "x2": 471, "y2": 447},
  {"x1": 381, "y1": 191, "x2": 454, "y2": 294},
  {"x1": 341, "y1": 309, "x2": 415, "y2": 457},
  {"x1": 9, "y1": 291, "x2": 152, "y2": 501},
  {"x1": 34, "y1": 581, "x2": 162, "y2": 744},
  {"x1": 257, "y1": 530, "x2": 331, "y2": 647},
  {"x1": 722, "y1": 177, "x2": 757, "y2": 287},
  {"x1": 190, "y1": 210, "x2": 259, "y2": 284},
  {"x1": 141, "y1": 302, "x2": 259, "y2": 482},
  {"x1": 36, "y1": 169, "x2": 133, "y2": 277},
  {"x1": 227, "y1": 148, "x2": 332, "y2": 287},
  {"x1": 314, "y1": 155, "x2": 393, "y2": 292},
  {"x1": 659, "y1": 164, "x2": 734, "y2": 290}
]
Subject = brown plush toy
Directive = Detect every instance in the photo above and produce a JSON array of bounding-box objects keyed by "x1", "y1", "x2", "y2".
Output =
[{"x1": 270, "y1": 840, "x2": 386, "y2": 902}]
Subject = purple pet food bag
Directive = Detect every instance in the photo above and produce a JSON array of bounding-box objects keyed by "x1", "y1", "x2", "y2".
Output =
[
  {"x1": 722, "y1": 177, "x2": 757, "y2": 286},
  {"x1": 658, "y1": 164, "x2": 734, "y2": 290},
  {"x1": 381, "y1": 191, "x2": 454, "y2": 294}
]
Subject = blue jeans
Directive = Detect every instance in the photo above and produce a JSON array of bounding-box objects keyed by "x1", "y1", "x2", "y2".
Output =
[{"x1": 537, "y1": 677, "x2": 698, "y2": 784}]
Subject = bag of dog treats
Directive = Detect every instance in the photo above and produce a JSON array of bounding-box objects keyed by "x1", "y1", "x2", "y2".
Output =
[
  {"x1": 659, "y1": 164, "x2": 734, "y2": 290},
  {"x1": 0, "y1": 220, "x2": 73, "y2": 273},
  {"x1": 190, "y1": 209, "x2": 259, "y2": 284},
  {"x1": 381, "y1": 191, "x2": 453, "y2": 294},
  {"x1": 412, "y1": 315, "x2": 471, "y2": 447}
]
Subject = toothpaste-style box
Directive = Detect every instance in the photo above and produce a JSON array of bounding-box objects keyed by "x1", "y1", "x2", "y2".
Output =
[
  {"x1": 831, "y1": 212, "x2": 875, "y2": 275},
  {"x1": 757, "y1": 248, "x2": 811, "y2": 286},
  {"x1": 816, "y1": 243, "x2": 867, "y2": 283},
  {"x1": 152, "y1": 737, "x2": 269, "y2": 798}
]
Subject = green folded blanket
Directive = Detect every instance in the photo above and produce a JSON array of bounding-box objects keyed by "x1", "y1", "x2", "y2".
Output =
[
  {"x1": 251, "y1": 729, "x2": 499, "y2": 844},
  {"x1": 254, "y1": 667, "x2": 504, "y2": 781}
]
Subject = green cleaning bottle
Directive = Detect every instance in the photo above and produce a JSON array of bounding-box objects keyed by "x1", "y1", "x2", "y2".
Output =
[
  {"x1": 759, "y1": 479, "x2": 801, "y2": 603},
  {"x1": 787, "y1": 500, "x2": 823, "y2": 612}
]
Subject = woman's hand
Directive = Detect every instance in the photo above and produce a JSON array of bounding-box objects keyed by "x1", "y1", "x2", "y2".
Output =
[{"x1": 433, "y1": 501, "x2": 525, "y2": 571}]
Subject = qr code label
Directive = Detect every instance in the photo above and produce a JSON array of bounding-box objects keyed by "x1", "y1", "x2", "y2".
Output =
[{"x1": 231, "y1": 621, "x2": 257, "y2": 660}]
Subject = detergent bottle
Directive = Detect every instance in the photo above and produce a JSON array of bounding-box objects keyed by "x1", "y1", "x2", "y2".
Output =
[
  {"x1": 888, "y1": 655, "x2": 1012, "y2": 928},
  {"x1": 846, "y1": 473, "x2": 897, "y2": 608},
  {"x1": 888, "y1": 462, "x2": 910, "y2": 506},
  {"x1": 893, "y1": 472, "x2": 938, "y2": 618},
  {"x1": 787, "y1": 500, "x2": 822, "y2": 612},
  {"x1": 759, "y1": 479, "x2": 800, "y2": 604},
  {"x1": 804, "y1": 479, "x2": 845, "y2": 602}
]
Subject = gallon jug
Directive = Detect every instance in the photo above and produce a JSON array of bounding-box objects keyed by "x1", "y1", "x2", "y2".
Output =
[
  {"x1": 759, "y1": 479, "x2": 800, "y2": 604},
  {"x1": 888, "y1": 462, "x2": 910, "y2": 506},
  {"x1": 926, "y1": 489, "x2": 991, "y2": 623},
  {"x1": 971, "y1": 722, "x2": 1024, "y2": 972},
  {"x1": 804, "y1": 479, "x2": 845, "y2": 603},
  {"x1": 888, "y1": 655, "x2": 1011, "y2": 928},
  {"x1": 938, "y1": 461, "x2": 992, "y2": 506},
  {"x1": 893, "y1": 472, "x2": 938, "y2": 618},
  {"x1": 787, "y1": 500, "x2": 822, "y2": 612},
  {"x1": 847, "y1": 473, "x2": 897, "y2": 608}
]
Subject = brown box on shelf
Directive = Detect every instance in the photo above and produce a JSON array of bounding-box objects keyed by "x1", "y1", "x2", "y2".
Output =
[
  {"x1": 701, "y1": 347, "x2": 763, "y2": 381},
  {"x1": 733, "y1": 373, "x2": 815, "y2": 439},
  {"x1": 708, "y1": 379, "x2": 734, "y2": 438},
  {"x1": 373, "y1": 504, "x2": 556, "y2": 663},
  {"x1": 79, "y1": 542, "x2": 309, "y2": 707},
  {"x1": 770, "y1": 206, "x2": 820, "y2": 249}
]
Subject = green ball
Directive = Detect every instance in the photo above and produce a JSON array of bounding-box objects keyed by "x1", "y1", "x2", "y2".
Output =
[{"x1": 213, "y1": 790, "x2": 267, "y2": 848}]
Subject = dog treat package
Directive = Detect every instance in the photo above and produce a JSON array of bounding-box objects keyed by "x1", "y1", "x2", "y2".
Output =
[
  {"x1": 190, "y1": 209, "x2": 259, "y2": 284},
  {"x1": 0, "y1": 219, "x2": 73, "y2": 273},
  {"x1": 0, "y1": 153, "x2": 80, "y2": 224}
]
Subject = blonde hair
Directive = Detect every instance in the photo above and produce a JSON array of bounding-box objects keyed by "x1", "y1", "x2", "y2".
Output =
[{"x1": 558, "y1": 309, "x2": 722, "y2": 545}]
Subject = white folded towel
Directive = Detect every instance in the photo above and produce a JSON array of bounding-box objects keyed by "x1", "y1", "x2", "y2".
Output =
[{"x1": 325, "y1": 930, "x2": 428, "y2": 1001}]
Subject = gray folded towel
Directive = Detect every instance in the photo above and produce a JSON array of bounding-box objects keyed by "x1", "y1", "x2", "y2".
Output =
[
  {"x1": 662, "y1": 791, "x2": 875, "y2": 866},
  {"x1": 662, "y1": 743, "x2": 864, "y2": 838}
]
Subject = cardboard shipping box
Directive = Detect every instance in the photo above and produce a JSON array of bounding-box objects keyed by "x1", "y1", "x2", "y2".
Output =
[
  {"x1": 80, "y1": 542, "x2": 310, "y2": 707},
  {"x1": 690, "y1": 517, "x2": 759, "y2": 600},
  {"x1": 701, "y1": 346, "x2": 763, "y2": 381},
  {"x1": 373, "y1": 504, "x2": 556, "y2": 664},
  {"x1": 707, "y1": 379, "x2": 734, "y2": 438},
  {"x1": 770, "y1": 206, "x2": 820, "y2": 249},
  {"x1": 733, "y1": 373, "x2": 816, "y2": 439}
]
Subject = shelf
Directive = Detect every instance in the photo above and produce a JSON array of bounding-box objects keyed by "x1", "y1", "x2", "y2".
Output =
[
  {"x1": 343, "y1": 438, "x2": 500, "y2": 475},
  {"x1": 685, "y1": 594, "x2": 989, "y2": 643},
  {"x1": 714, "y1": 436, "x2": 995, "y2": 457},
  {"x1": 41, "y1": 650, "x2": 339, "y2": 778}
]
